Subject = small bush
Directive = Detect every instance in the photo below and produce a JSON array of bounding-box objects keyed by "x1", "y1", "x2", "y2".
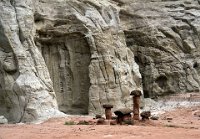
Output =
[
  {"x1": 64, "y1": 121, "x2": 75, "y2": 125},
  {"x1": 77, "y1": 120, "x2": 89, "y2": 125}
]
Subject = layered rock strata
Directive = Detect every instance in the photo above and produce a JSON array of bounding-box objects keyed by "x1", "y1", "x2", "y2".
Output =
[
  {"x1": 0, "y1": 0, "x2": 141, "y2": 122},
  {"x1": 120, "y1": 0, "x2": 200, "y2": 98}
]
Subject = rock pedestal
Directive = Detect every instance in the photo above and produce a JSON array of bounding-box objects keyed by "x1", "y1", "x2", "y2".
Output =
[
  {"x1": 103, "y1": 104, "x2": 113, "y2": 120},
  {"x1": 130, "y1": 90, "x2": 142, "y2": 120}
]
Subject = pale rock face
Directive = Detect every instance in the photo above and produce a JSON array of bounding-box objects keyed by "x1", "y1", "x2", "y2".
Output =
[
  {"x1": 120, "y1": 0, "x2": 200, "y2": 98},
  {"x1": 0, "y1": 0, "x2": 64, "y2": 123},
  {"x1": 0, "y1": 0, "x2": 141, "y2": 122},
  {"x1": 3, "y1": 0, "x2": 200, "y2": 123},
  {"x1": 35, "y1": 0, "x2": 142, "y2": 115}
]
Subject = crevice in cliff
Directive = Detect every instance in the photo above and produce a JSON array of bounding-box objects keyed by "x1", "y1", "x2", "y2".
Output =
[{"x1": 36, "y1": 31, "x2": 91, "y2": 114}]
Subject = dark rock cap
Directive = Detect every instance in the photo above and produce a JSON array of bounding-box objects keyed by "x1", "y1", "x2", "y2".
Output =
[
  {"x1": 130, "y1": 90, "x2": 142, "y2": 96},
  {"x1": 114, "y1": 108, "x2": 132, "y2": 116},
  {"x1": 103, "y1": 104, "x2": 113, "y2": 108},
  {"x1": 140, "y1": 111, "x2": 151, "y2": 119}
]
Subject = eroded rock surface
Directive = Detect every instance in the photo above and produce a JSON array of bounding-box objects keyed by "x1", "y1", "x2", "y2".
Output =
[
  {"x1": 0, "y1": 0, "x2": 64, "y2": 123},
  {"x1": 35, "y1": 0, "x2": 142, "y2": 115},
  {"x1": 1, "y1": 0, "x2": 200, "y2": 123},
  {"x1": 0, "y1": 0, "x2": 141, "y2": 122},
  {"x1": 120, "y1": 0, "x2": 200, "y2": 98}
]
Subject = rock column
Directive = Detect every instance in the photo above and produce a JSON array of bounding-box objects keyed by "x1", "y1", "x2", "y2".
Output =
[
  {"x1": 103, "y1": 104, "x2": 113, "y2": 120},
  {"x1": 130, "y1": 90, "x2": 142, "y2": 120}
]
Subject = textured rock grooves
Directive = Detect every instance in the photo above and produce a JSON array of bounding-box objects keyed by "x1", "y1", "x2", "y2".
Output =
[
  {"x1": 38, "y1": 33, "x2": 91, "y2": 114},
  {"x1": 0, "y1": 0, "x2": 142, "y2": 122},
  {"x1": 120, "y1": 0, "x2": 200, "y2": 98},
  {"x1": 35, "y1": 0, "x2": 142, "y2": 115},
  {"x1": 0, "y1": 0, "x2": 63, "y2": 123},
  {"x1": 1, "y1": 0, "x2": 200, "y2": 123}
]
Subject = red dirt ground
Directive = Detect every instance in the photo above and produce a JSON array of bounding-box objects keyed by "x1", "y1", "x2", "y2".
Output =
[{"x1": 0, "y1": 106, "x2": 200, "y2": 139}]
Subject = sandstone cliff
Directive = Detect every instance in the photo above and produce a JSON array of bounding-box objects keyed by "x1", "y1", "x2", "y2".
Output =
[
  {"x1": 0, "y1": 0, "x2": 200, "y2": 123},
  {"x1": 0, "y1": 0, "x2": 141, "y2": 123},
  {"x1": 120, "y1": 0, "x2": 200, "y2": 97}
]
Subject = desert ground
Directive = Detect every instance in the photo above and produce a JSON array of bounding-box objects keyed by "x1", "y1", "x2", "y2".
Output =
[{"x1": 0, "y1": 104, "x2": 200, "y2": 139}]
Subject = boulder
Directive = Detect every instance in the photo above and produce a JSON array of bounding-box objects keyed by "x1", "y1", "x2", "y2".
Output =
[{"x1": 0, "y1": 116, "x2": 8, "y2": 124}]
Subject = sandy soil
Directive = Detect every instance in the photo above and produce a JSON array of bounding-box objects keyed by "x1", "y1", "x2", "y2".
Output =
[{"x1": 0, "y1": 106, "x2": 200, "y2": 139}]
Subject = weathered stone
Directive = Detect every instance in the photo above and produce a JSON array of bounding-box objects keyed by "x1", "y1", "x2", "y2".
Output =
[
  {"x1": 150, "y1": 115, "x2": 159, "y2": 120},
  {"x1": 114, "y1": 108, "x2": 132, "y2": 116},
  {"x1": 0, "y1": 116, "x2": 8, "y2": 124},
  {"x1": 96, "y1": 118, "x2": 106, "y2": 125},
  {"x1": 193, "y1": 110, "x2": 200, "y2": 117},
  {"x1": 1, "y1": 0, "x2": 200, "y2": 123},
  {"x1": 95, "y1": 114, "x2": 102, "y2": 119},
  {"x1": 0, "y1": 0, "x2": 141, "y2": 123},
  {"x1": 140, "y1": 111, "x2": 151, "y2": 120},
  {"x1": 120, "y1": 0, "x2": 200, "y2": 98},
  {"x1": 0, "y1": 0, "x2": 64, "y2": 123},
  {"x1": 114, "y1": 108, "x2": 132, "y2": 124}
]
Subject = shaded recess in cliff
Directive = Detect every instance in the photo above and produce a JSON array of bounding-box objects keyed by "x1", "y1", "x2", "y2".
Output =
[
  {"x1": 34, "y1": 0, "x2": 142, "y2": 115},
  {"x1": 36, "y1": 30, "x2": 91, "y2": 114}
]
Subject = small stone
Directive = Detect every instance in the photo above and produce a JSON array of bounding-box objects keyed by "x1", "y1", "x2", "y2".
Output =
[
  {"x1": 0, "y1": 116, "x2": 8, "y2": 124},
  {"x1": 111, "y1": 116, "x2": 117, "y2": 120},
  {"x1": 95, "y1": 114, "x2": 102, "y2": 119},
  {"x1": 110, "y1": 120, "x2": 117, "y2": 125},
  {"x1": 193, "y1": 110, "x2": 200, "y2": 117},
  {"x1": 140, "y1": 111, "x2": 151, "y2": 120},
  {"x1": 150, "y1": 115, "x2": 159, "y2": 120},
  {"x1": 97, "y1": 118, "x2": 106, "y2": 125},
  {"x1": 166, "y1": 117, "x2": 173, "y2": 120}
]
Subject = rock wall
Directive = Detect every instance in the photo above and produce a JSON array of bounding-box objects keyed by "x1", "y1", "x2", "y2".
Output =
[
  {"x1": 2, "y1": 0, "x2": 200, "y2": 123},
  {"x1": 0, "y1": 0, "x2": 142, "y2": 122},
  {"x1": 0, "y1": 0, "x2": 64, "y2": 123},
  {"x1": 35, "y1": 0, "x2": 142, "y2": 115},
  {"x1": 120, "y1": 0, "x2": 200, "y2": 98}
]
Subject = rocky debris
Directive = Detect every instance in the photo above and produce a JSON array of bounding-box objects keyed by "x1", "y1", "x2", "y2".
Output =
[
  {"x1": 150, "y1": 115, "x2": 159, "y2": 120},
  {"x1": 96, "y1": 118, "x2": 106, "y2": 125},
  {"x1": 114, "y1": 108, "x2": 132, "y2": 124},
  {"x1": 193, "y1": 110, "x2": 200, "y2": 117},
  {"x1": 141, "y1": 111, "x2": 151, "y2": 120},
  {"x1": 95, "y1": 115, "x2": 102, "y2": 119},
  {"x1": 166, "y1": 117, "x2": 173, "y2": 121},
  {"x1": 162, "y1": 117, "x2": 173, "y2": 121},
  {"x1": 110, "y1": 120, "x2": 118, "y2": 125},
  {"x1": 0, "y1": 116, "x2": 8, "y2": 124}
]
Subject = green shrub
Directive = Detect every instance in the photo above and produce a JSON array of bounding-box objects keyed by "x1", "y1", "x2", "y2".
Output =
[{"x1": 64, "y1": 121, "x2": 76, "y2": 125}]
